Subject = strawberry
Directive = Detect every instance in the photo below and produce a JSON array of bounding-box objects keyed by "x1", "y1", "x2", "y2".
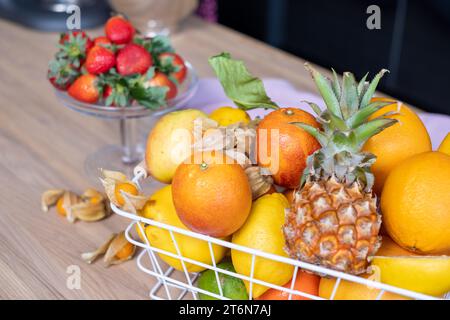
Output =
[
  {"x1": 101, "y1": 83, "x2": 132, "y2": 107},
  {"x1": 105, "y1": 16, "x2": 135, "y2": 45},
  {"x1": 68, "y1": 74, "x2": 99, "y2": 103},
  {"x1": 47, "y1": 58, "x2": 80, "y2": 90},
  {"x1": 93, "y1": 36, "x2": 112, "y2": 46},
  {"x1": 103, "y1": 85, "x2": 113, "y2": 101},
  {"x1": 145, "y1": 71, "x2": 177, "y2": 100},
  {"x1": 58, "y1": 31, "x2": 93, "y2": 68},
  {"x1": 85, "y1": 45, "x2": 116, "y2": 75},
  {"x1": 116, "y1": 44, "x2": 153, "y2": 76},
  {"x1": 158, "y1": 52, "x2": 187, "y2": 84}
]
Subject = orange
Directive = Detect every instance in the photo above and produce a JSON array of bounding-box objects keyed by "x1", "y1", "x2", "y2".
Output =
[
  {"x1": 438, "y1": 133, "x2": 450, "y2": 155},
  {"x1": 114, "y1": 182, "x2": 138, "y2": 206},
  {"x1": 362, "y1": 98, "x2": 431, "y2": 194},
  {"x1": 172, "y1": 151, "x2": 252, "y2": 237},
  {"x1": 56, "y1": 197, "x2": 66, "y2": 216},
  {"x1": 319, "y1": 274, "x2": 408, "y2": 300},
  {"x1": 381, "y1": 151, "x2": 450, "y2": 255},
  {"x1": 257, "y1": 271, "x2": 320, "y2": 300},
  {"x1": 115, "y1": 241, "x2": 134, "y2": 259},
  {"x1": 377, "y1": 236, "x2": 418, "y2": 257},
  {"x1": 257, "y1": 108, "x2": 321, "y2": 189}
]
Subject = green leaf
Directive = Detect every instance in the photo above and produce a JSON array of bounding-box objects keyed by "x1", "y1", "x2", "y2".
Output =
[
  {"x1": 357, "y1": 72, "x2": 369, "y2": 98},
  {"x1": 340, "y1": 72, "x2": 359, "y2": 119},
  {"x1": 150, "y1": 35, "x2": 174, "y2": 56},
  {"x1": 346, "y1": 100, "x2": 392, "y2": 128},
  {"x1": 301, "y1": 101, "x2": 322, "y2": 116},
  {"x1": 304, "y1": 63, "x2": 342, "y2": 119},
  {"x1": 105, "y1": 94, "x2": 115, "y2": 106},
  {"x1": 360, "y1": 69, "x2": 389, "y2": 109},
  {"x1": 290, "y1": 122, "x2": 328, "y2": 146},
  {"x1": 331, "y1": 68, "x2": 342, "y2": 99},
  {"x1": 131, "y1": 84, "x2": 168, "y2": 110},
  {"x1": 322, "y1": 111, "x2": 348, "y2": 131},
  {"x1": 157, "y1": 55, "x2": 180, "y2": 75},
  {"x1": 208, "y1": 52, "x2": 279, "y2": 110},
  {"x1": 353, "y1": 118, "x2": 397, "y2": 146}
]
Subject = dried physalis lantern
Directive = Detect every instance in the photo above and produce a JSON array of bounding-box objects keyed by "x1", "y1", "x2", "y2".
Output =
[
  {"x1": 100, "y1": 169, "x2": 149, "y2": 213},
  {"x1": 245, "y1": 166, "x2": 275, "y2": 199},
  {"x1": 81, "y1": 231, "x2": 136, "y2": 266},
  {"x1": 41, "y1": 188, "x2": 108, "y2": 223}
]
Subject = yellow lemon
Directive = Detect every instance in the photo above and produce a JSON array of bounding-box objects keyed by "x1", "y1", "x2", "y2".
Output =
[
  {"x1": 231, "y1": 193, "x2": 293, "y2": 298},
  {"x1": 319, "y1": 274, "x2": 408, "y2": 300},
  {"x1": 141, "y1": 185, "x2": 228, "y2": 272},
  {"x1": 371, "y1": 256, "x2": 450, "y2": 297},
  {"x1": 438, "y1": 133, "x2": 450, "y2": 155},
  {"x1": 146, "y1": 109, "x2": 207, "y2": 183},
  {"x1": 209, "y1": 106, "x2": 251, "y2": 126},
  {"x1": 381, "y1": 151, "x2": 450, "y2": 255}
]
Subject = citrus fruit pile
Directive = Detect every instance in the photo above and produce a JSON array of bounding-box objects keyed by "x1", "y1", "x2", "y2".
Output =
[
  {"x1": 107, "y1": 53, "x2": 450, "y2": 300},
  {"x1": 47, "y1": 15, "x2": 187, "y2": 108}
]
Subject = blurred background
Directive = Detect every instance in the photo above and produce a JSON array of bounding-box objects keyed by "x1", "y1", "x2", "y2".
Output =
[
  {"x1": 0, "y1": 0, "x2": 448, "y2": 114},
  {"x1": 217, "y1": 0, "x2": 450, "y2": 115}
]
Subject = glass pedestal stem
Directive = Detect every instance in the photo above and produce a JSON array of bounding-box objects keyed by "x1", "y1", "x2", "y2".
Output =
[{"x1": 120, "y1": 118, "x2": 140, "y2": 165}]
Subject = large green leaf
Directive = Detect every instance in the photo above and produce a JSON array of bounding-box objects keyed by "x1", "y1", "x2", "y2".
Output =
[{"x1": 209, "y1": 53, "x2": 279, "y2": 110}]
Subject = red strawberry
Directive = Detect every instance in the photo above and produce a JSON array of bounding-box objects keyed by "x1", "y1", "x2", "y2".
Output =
[
  {"x1": 68, "y1": 74, "x2": 99, "y2": 103},
  {"x1": 93, "y1": 36, "x2": 112, "y2": 46},
  {"x1": 47, "y1": 58, "x2": 80, "y2": 90},
  {"x1": 59, "y1": 31, "x2": 92, "y2": 46},
  {"x1": 85, "y1": 45, "x2": 116, "y2": 75},
  {"x1": 103, "y1": 85, "x2": 113, "y2": 100},
  {"x1": 158, "y1": 52, "x2": 187, "y2": 84},
  {"x1": 58, "y1": 30, "x2": 93, "y2": 68},
  {"x1": 105, "y1": 16, "x2": 135, "y2": 44},
  {"x1": 146, "y1": 71, "x2": 177, "y2": 100},
  {"x1": 101, "y1": 84, "x2": 131, "y2": 107},
  {"x1": 116, "y1": 44, "x2": 152, "y2": 76}
]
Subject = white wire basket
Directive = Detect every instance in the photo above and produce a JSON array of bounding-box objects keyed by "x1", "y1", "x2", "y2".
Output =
[{"x1": 110, "y1": 169, "x2": 447, "y2": 301}]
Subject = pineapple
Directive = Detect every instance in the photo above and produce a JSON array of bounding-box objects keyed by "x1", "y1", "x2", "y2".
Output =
[{"x1": 283, "y1": 64, "x2": 397, "y2": 275}]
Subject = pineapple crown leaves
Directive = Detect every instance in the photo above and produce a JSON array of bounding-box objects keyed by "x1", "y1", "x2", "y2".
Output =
[
  {"x1": 293, "y1": 64, "x2": 399, "y2": 191},
  {"x1": 209, "y1": 52, "x2": 279, "y2": 111},
  {"x1": 294, "y1": 64, "x2": 398, "y2": 151}
]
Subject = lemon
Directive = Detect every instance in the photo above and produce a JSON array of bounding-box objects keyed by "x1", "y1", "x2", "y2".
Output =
[
  {"x1": 146, "y1": 109, "x2": 207, "y2": 183},
  {"x1": 209, "y1": 106, "x2": 251, "y2": 126},
  {"x1": 319, "y1": 275, "x2": 408, "y2": 300},
  {"x1": 231, "y1": 193, "x2": 294, "y2": 298},
  {"x1": 141, "y1": 185, "x2": 228, "y2": 272},
  {"x1": 371, "y1": 256, "x2": 450, "y2": 297},
  {"x1": 438, "y1": 133, "x2": 450, "y2": 156}
]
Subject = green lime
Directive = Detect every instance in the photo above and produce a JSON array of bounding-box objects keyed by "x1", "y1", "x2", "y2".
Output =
[{"x1": 197, "y1": 261, "x2": 248, "y2": 300}]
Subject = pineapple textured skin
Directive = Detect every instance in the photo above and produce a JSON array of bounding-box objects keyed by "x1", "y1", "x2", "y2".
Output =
[{"x1": 283, "y1": 177, "x2": 381, "y2": 275}]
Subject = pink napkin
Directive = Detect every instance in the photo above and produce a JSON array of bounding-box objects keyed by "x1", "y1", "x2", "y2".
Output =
[{"x1": 186, "y1": 78, "x2": 450, "y2": 149}]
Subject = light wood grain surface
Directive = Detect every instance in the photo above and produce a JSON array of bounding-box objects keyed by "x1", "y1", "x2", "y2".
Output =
[{"x1": 0, "y1": 15, "x2": 383, "y2": 299}]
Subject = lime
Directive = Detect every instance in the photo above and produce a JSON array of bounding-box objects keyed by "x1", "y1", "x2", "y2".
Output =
[{"x1": 197, "y1": 261, "x2": 248, "y2": 300}]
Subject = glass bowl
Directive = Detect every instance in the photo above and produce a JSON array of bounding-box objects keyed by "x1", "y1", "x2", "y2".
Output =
[{"x1": 54, "y1": 62, "x2": 198, "y2": 180}]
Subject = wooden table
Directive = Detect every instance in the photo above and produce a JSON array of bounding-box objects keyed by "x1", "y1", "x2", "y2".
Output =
[{"x1": 0, "y1": 16, "x2": 368, "y2": 299}]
